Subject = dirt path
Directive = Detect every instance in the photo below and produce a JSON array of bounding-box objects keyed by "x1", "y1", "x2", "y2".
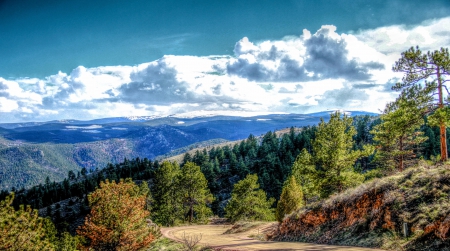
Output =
[{"x1": 161, "y1": 223, "x2": 383, "y2": 251}]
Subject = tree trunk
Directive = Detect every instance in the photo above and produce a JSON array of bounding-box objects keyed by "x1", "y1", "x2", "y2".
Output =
[
  {"x1": 438, "y1": 68, "x2": 448, "y2": 161},
  {"x1": 399, "y1": 137, "x2": 404, "y2": 172},
  {"x1": 440, "y1": 123, "x2": 447, "y2": 161},
  {"x1": 189, "y1": 204, "x2": 193, "y2": 223}
]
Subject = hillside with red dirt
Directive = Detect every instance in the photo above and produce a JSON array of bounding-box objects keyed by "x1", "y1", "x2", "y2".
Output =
[{"x1": 268, "y1": 163, "x2": 450, "y2": 250}]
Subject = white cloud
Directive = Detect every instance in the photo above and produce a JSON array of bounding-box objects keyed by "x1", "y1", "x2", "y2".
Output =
[
  {"x1": 0, "y1": 16, "x2": 449, "y2": 122},
  {"x1": 356, "y1": 17, "x2": 450, "y2": 60}
]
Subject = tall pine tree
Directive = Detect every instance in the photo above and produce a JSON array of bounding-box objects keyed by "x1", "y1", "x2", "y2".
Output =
[
  {"x1": 393, "y1": 46, "x2": 450, "y2": 161},
  {"x1": 179, "y1": 162, "x2": 214, "y2": 224},
  {"x1": 372, "y1": 85, "x2": 429, "y2": 171}
]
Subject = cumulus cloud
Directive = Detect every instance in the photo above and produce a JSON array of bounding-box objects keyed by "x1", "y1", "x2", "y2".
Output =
[
  {"x1": 0, "y1": 17, "x2": 449, "y2": 122},
  {"x1": 227, "y1": 25, "x2": 386, "y2": 82},
  {"x1": 356, "y1": 17, "x2": 450, "y2": 59}
]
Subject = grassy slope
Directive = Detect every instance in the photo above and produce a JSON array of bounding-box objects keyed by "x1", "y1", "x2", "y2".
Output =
[{"x1": 269, "y1": 162, "x2": 450, "y2": 250}]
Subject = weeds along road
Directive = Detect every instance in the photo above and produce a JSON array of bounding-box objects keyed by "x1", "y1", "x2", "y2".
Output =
[{"x1": 161, "y1": 223, "x2": 383, "y2": 251}]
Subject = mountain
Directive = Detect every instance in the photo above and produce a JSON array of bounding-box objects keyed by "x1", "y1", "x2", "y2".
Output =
[{"x1": 0, "y1": 111, "x2": 378, "y2": 190}]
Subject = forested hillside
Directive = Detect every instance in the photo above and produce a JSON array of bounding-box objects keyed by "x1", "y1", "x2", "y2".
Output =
[
  {"x1": 1, "y1": 113, "x2": 446, "y2": 232},
  {"x1": 1, "y1": 112, "x2": 365, "y2": 190}
]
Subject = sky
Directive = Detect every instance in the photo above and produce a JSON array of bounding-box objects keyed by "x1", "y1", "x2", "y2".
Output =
[{"x1": 0, "y1": 0, "x2": 450, "y2": 123}]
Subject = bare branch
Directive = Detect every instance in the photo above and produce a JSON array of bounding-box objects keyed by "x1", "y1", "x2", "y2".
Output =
[{"x1": 181, "y1": 232, "x2": 203, "y2": 251}]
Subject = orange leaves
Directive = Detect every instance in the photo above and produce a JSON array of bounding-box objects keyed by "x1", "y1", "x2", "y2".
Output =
[{"x1": 77, "y1": 179, "x2": 155, "y2": 251}]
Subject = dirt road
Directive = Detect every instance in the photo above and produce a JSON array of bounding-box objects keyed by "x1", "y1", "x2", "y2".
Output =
[{"x1": 161, "y1": 223, "x2": 383, "y2": 251}]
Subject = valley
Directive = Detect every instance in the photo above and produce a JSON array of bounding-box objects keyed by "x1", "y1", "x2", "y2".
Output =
[{"x1": 0, "y1": 111, "x2": 375, "y2": 190}]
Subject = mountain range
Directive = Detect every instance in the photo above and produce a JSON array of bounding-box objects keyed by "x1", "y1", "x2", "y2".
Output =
[{"x1": 0, "y1": 111, "x2": 377, "y2": 190}]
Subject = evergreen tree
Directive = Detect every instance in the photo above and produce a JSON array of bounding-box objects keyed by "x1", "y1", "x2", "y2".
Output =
[
  {"x1": 393, "y1": 46, "x2": 450, "y2": 161},
  {"x1": 275, "y1": 175, "x2": 304, "y2": 222},
  {"x1": 291, "y1": 148, "x2": 319, "y2": 204},
  {"x1": 293, "y1": 112, "x2": 371, "y2": 199},
  {"x1": 56, "y1": 232, "x2": 80, "y2": 251},
  {"x1": 77, "y1": 179, "x2": 155, "y2": 251},
  {"x1": 0, "y1": 193, "x2": 56, "y2": 250},
  {"x1": 152, "y1": 161, "x2": 183, "y2": 226},
  {"x1": 313, "y1": 112, "x2": 369, "y2": 197},
  {"x1": 225, "y1": 174, "x2": 274, "y2": 223},
  {"x1": 178, "y1": 162, "x2": 214, "y2": 224},
  {"x1": 372, "y1": 85, "x2": 429, "y2": 171}
]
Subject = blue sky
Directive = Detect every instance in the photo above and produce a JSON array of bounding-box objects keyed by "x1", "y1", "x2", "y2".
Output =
[{"x1": 0, "y1": 0, "x2": 450, "y2": 122}]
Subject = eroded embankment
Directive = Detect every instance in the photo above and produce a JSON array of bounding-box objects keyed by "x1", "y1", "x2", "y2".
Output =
[{"x1": 268, "y1": 164, "x2": 450, "y2": 250}]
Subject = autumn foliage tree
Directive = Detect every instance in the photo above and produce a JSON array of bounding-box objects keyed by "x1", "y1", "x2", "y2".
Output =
[{"x1": 77, "y1": 179, "x2": 155, "y2": 251}]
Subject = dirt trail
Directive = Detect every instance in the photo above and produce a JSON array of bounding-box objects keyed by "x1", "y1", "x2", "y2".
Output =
[{"x1": 161, "y1": 223, "x2": 383, "y2": 251}]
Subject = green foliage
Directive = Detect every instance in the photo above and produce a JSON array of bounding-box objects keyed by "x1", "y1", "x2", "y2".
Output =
[
  {"x1": 0, "y1": 192, "x2": 57, "y2": 250},
  {"x1": 152, "y1": 161, "x2": 214, "y2": 225},
  {"x1": 275, "y1": 175, "x2": 304, "y2": 222},
  {"x1": 179, "y1": 162, "x2": 214, "y2": 224},
  {"x1": 292, "y1": 113, "x2": 372, "y2": 200},
  {"x1": 392, "y1": 46, "x2": 450, "y2": 161},
  {"x1": 152, "y1": 161, "x2": 183, "y2": 226},
  {"x1": 56, "y1": 232, "x2": 80, "y2": 251},
  {"x1": 313, "y1": 112, "x2": 368, "y2": 197},
  {"x1": 147, "y1": 237, "x2": 184, "y2": 251},
  {"x1": 225, "y1": 174, "x2": 275, "y2": 223},
  {"x1": 372, "y1": 85, "x2": 429, "y2": 171},
  {"x1": 428, "y1": 106, "x2": 450, "y2": 128},
  {"x1": 291, "y1": 149, "x2": 319, "y2": 203}
]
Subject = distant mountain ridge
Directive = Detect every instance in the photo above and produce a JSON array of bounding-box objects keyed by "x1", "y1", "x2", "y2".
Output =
[
  {"x1": 0, "y1": 110, "x2": 377, "y2": 129},
  {"x1": 0, "y1": 111, "x2": 378, "y2": 190}
]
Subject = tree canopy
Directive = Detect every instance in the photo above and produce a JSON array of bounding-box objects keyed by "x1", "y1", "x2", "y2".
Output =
[
  {"x1": 77, "y1": 179, "x2": 155, "y2": 251},
  {"x1": 372, "y1": 85, "x2": 429, "y2": 171},
  {"x1": 0, "y1": 192, "x2": 57, "y2": 251},
  {"x1": 179, "y1": 162, "x2": 214, "y2": 224},
  {"x1": 313, "y1": 112, "x2": 370, "y2": 197},
  {"x1": 393, "y1": 46, "x2": 450, "y2": 161},
  {"x1": 275, "y1": 175, "x2": 304, "y2": 222},
  {"x1": 225, "y1": 174, "x2": 275, "y2": 223}
]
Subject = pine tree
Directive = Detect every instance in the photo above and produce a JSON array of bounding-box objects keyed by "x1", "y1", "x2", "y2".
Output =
[
  {"x1": 77, "y1": 179, "x2": 155, "y2": 251},
  {"x1": 0, "y1": 193, "x2": 57, "y2": 250},
  {"x1": 178, "y1": 162, "x2": 214, "y2": 224},
  {"x1": 393, "y1": 46, "x2": 450, "y2": 161},
  {"x1": 275, "y1": 175, "x2": 304, "y2": 222},
  {"x1": 291, "y1": 148, "x2": 319, "y2": 204},
  {"x1": 372, "y1": 85, "x2": 429, "y2": 171},
  {"x1": 313, "y1": 112, "x2": 369, "y2": 197},
  {"x1": 152, "y1": 161, "x2": 183, "y2": 226},
  {"x1": 225, "y1": 174, "x2": 275, "y2": 223},
  {"x1": 56, "y1": 232, "x2": 80, "y2": 251}
]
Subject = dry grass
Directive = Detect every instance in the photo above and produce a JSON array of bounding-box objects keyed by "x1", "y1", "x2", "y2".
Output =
[{"x1": 270, "y1": 163, "x2": 450, "y2": 250}]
